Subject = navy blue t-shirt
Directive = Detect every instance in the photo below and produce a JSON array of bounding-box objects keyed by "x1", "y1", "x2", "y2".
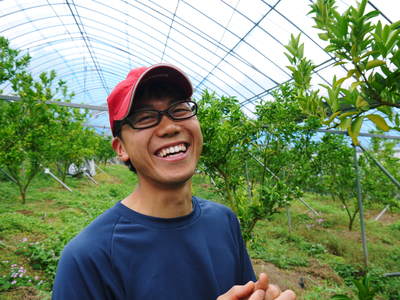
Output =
[{"x1": 52, "y1": 197, "x2": 255, "y2": 300}]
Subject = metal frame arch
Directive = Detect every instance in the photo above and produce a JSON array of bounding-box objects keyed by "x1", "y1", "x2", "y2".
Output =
[
  {"x1": 2, "y1": 2, "x2": 274, "y2": 101},
  {"x1": 4, "y1": 11, "x2": 253, "y2": 99},
  {"x1": 82, "y1": 0, "x2": 270, "y2": 95},
  {"x1": 114, "y1": 0, "x2": 277, "y2": 90},
  {"x1": 21, "y1": 32, "x2": 252, "y2": 98}
]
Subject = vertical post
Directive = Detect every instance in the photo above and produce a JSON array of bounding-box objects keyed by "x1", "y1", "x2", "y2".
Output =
[
  {"x1": 287, "y1": 207, "x2": 292, "y2": 236},
  {"x1": 245, "y1": 161, "x2": 253, "y2": 201},
  {"x1": 353, "y1": 144, "x2": 368, "y2": 268}
]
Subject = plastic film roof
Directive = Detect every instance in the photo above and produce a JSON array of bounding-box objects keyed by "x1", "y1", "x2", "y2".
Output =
[{"x1": 0, "y1": 0, "x2": 399, "y2": 131}]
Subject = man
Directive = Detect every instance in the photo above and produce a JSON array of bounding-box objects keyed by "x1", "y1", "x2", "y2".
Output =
[{"x1": 52, "y1": 64, "x2": 296, "y2": 300}]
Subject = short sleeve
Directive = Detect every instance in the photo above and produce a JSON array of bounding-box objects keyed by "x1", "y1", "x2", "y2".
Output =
[{"x1": 52, "y1": 238, "x2": 123, "y2": 300}]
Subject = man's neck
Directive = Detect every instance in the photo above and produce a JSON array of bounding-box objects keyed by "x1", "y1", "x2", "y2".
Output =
[{"x1": 121, "y1": 179, "x2": 193, "y2": 218}]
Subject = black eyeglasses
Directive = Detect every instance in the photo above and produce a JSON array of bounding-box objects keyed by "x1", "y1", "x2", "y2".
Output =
[{"x1": 123, "y1": 100, "x2": 198, "y2": 130}]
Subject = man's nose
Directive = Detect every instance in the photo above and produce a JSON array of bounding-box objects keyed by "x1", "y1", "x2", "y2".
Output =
[{"x1": 155, "y1": 113, "x2": 181, "y2": 137}]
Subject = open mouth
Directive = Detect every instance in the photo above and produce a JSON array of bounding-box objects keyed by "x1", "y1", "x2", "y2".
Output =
[{"x1": 155, "y1": 143, "x2": 189, "y2": 158}]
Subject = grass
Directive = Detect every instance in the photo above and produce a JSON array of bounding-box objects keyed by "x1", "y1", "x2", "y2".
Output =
[{"x1": 0, "y1": 164, "x2": 399, "y2": 299}]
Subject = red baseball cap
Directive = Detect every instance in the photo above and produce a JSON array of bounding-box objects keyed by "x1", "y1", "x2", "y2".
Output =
[{"x1": 107, "y1": 63, "x2": 193, "y2": 136}]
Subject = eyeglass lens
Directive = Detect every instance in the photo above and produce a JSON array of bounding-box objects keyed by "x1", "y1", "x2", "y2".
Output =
[{"x1": 127, "y1": 101, "x2": 197, "y2": 129}]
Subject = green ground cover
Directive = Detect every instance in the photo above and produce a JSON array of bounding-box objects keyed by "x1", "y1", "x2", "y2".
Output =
[{"x1": 0, "y1": 164, "x2": 399, "y2": 299}]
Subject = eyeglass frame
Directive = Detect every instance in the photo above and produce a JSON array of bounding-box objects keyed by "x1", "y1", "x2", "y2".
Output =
[{"x1": 119, "y1": 100, "x2": 198, "y2": 130}]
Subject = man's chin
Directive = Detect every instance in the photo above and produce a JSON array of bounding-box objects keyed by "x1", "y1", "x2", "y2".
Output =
[{"x1": 156, "y1": 170, "x2": 195, "y2": 187}]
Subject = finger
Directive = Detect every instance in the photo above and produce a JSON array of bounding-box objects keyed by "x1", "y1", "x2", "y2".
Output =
[
  {"x1": 254, "y1": 273, "x2": 268, "y2": 291},
  {"x1": 275, "y1": 290, "x2": 296, "y2": 300},
  {"x1": 265, "y1": 284, "x2": 281, "y2": 300},
  {"x1": 217, "y1": 281, "x2": 255, "y2": 300},
  {"x1": 248, "y1": 289, "x2": 266, "y2": 300}
]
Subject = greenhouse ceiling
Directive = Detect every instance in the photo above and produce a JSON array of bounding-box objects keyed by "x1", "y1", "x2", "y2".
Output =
[{"x1": 0, "y1": 0, "x2": 399, "y2": 133}]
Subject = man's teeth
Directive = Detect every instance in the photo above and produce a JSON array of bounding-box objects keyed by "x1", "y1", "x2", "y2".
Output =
[{"x1": 158, "y1": 144, "x2": 187, "y2": 157}]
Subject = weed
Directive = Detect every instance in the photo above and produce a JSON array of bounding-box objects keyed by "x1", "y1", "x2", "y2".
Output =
[
  {"x1": 0, "y1": 213, "x2": 49, "y2": 237},
  {"x1": 332, "y1": 263, "x2": 362, "y2": 286},
  {"x1": 299, "y1": 242, "x2": 327, "y2": 256},
  {"x1": 0, "y1": 262, "x2": 43, "y2": 292},
  {"x1": 16, "y1": 221, "x2": 83, "y2": 285},
  {"x1": 389, "y1": 221, "x2": 400, "y2": 231},
  {"x1": 0, "y1": 165, "x2": 399, "y2": 299}
]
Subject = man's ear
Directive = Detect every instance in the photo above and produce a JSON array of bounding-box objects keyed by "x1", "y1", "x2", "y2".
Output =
[{"x1": 112, "y1": 137, "x2": 130, "y2": 162}]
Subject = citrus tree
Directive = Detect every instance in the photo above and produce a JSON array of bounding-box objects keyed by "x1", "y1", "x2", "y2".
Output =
[
  {"x1": 197, "y1": 87, "x2": 319, "y2": 241},
  {"x1": 312, "y1": 134, "x2": 362, "y2": 230},
  {"x1": 49, "y1": 104, "x2": 98, "y2": 182},
  {"x1": 0, "y1": 36, "x2": 30, "y2": 88},
  {"x1": 284, "y1": 0, "x2": 400, "y2": 145},
  {"x1": 0, "y1": 70, "x2": 75, "y2": 202},
  {"x1": 254, "y1": 84, "x2": 321, "y2": 195},
  {"x1": 93, "y1": 135, "x2": 115, "y2": 165},
  {"x1": 0, "y1": 36, "x2": 106, "y2": 201},
  {"x1": 197, "y1": 90, "x2": 256, "y2": 213},
  {"x1": 361, "y1": 134, "x2": 400, "y2": 209}
]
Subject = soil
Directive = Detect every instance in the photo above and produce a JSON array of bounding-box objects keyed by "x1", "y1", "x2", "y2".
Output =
[
  {"x1": 15, "y1": 210, "x2": 33, "y2": 215},
  {"x1": 252, "y1": 259, "x2": 342, "y2": 298},
  {"x1": 0, "y1": 286, "x2": 42, "y2": 300}
]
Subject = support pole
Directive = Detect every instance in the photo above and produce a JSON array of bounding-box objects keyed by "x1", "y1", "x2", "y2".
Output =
[
  {"x1": 84, "y1": 171, "x2": 98, "y2": 185},
  {"x1": 250, "y1": 153, "x2": 320, "y2": 216},
  {"x1": 374, "y1": 205, "x2": 391, "y2": 221},
  {"x1": 353, "y1": 145, "x2": 368, "y2": 268},
  {"x1": 383, "y1": 272, "x2": 400, "y2": 277},
  {"x1": 298, "y1": 198, "x2": 320, "y2": 216},
  {"x1": 95, "y1": 163, "x2": 106, "y2": 174},
  {"x1": 245, "y1": 161, "x2": 253, "y2": 201},
  {"x1": 358, "y1": 144, "x2": 400, "y2": 189},
  {"x1": 249, "y1": 153, "x2": 279, "y2": 180},
  {"x1": 0, "y1": 168, "x2": 17, "y2": 184},
  {"x1": 43, "y1": 168, "x2": 73, "y2": 192}
]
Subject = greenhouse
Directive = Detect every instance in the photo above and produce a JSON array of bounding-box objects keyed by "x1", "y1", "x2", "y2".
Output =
[{"x1": 0, "y1": 0, "x2": 399, "y2": 299}]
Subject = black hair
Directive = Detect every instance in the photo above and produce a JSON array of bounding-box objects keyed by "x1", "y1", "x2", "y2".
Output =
[{"x1": 114, "y1": 80, "x2": 187, "y2": 174}]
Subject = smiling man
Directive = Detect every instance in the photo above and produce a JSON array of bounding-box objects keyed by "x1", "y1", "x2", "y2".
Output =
[{"x1": 52, "y1": 64, "x2": 296, "y2": 300}]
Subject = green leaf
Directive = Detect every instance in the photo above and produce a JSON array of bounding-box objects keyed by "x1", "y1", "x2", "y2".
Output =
[
  {"x1": 339, "y1": 111, "x2": 358, "y2": 119},
  {"x1": 365, "y1": 60, "x2": 386, "y2": 70},
  {"x1": 347, "y1": 69, "x2": 356, "y2": 78},
  {"x1": 359, "y1": 50, "x2": 379, "y2": 59},
  {"x1": 391, "y1": 20, "x2": 400, "y2": 30},
  {"x1": 339, "y1": 117, "x2": 352, "y2": 130},
  {"x1": 333, "y1": 61, "x2": 347, "y2": 66},
  {"x1": 318, "y1": 32, "x2": 329, "y2": 41},
  {"x1": 366, "y1": 114, "x2": 390, "y2": 131},
  {"x1": 287, "y1": 66, "x2": 296, "y2": 73},
  {"x1": 324, "y1": 111, "x2": 341, "y2": 125},
  {"x1": 385, "y1": 29, "x2": 400, "y2": 54},
  {"x1": 335, "y1": 76, "x2": 348, "y2": 86},
  {"x1": 363, "y1": 10, "x2": 380, "y2": 21},
  {"x1": 355, "y1": 96, "x2": 368, "y2": 108},
  {"x1": 350, "y1": 81, "x2": 362, "y2": 90},
  {"x1": 358, "y1": 0, "x2": 367, "y2": 17},
  {"x1": 284, "y1": 52, "x2": 295, "y2": 64},
  {"x1": 350, "y1": 116, "x2": 364, "y2": 145}
]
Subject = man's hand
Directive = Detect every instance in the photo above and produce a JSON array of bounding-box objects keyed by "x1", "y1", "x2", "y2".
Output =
[
  {"x1": 217, "y1": 273, "x2": 296, "y2": 300},
  {"x1": 216, "y1": 281, "x2": 265, "y2": 300}
]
